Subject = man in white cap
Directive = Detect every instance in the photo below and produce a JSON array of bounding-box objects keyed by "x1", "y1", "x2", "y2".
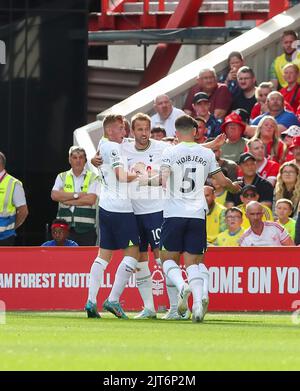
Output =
[
  {"x1": 281, "y1": 125, "x2": 300, "y2": 161},
  {"x1": 289, "y1": 136, "x2": 300, "y2": 168}
]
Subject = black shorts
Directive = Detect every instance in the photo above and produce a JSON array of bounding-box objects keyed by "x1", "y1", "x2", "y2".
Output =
[
  {"x1": 99, "y1": 207, "x2": 140, "y2": 250},
  {"x1": 136, "y1": 211, "x2": 163, "y2": 252},
  {"x1": 160, "y1": 217, "x2": 207, "y2": 254}
]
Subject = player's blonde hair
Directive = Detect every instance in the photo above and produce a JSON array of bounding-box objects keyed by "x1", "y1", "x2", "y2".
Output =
[{"x1": 103, "y1": 114, "x2": 124, "y2": 135}]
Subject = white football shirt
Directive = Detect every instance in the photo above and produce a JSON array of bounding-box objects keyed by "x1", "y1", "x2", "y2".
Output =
[
  {"x1": 122, "y1": 139, "x2": 167, "y2": 215},
  {"x1": 161, "y1": 142, "x2": 221, "y2": 219},
  {"x1": 97, "y1": 137, "x2": 133, "y2": 213},
  {"x1": 239, "y1": 221, "x2": 290, "y2": 246}
]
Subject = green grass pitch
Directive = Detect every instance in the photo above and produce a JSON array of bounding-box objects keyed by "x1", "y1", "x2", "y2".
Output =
[{"x1": 0, "y1": 312, "x2": 300, "y2": 371}]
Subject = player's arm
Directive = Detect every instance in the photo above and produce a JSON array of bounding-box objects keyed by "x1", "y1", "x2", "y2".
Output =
[
  {"x1": 138, "y1": 165, "x2": 170, "y2": 187},
  {"x1": 91, "y1": 151, "x2": 103, "y2": 168},
  {"x1": 211, "y1": 170, "x2": 241, "y2": 193},
  {"x1": 201, "y1": 133, "x2": 226, "y2": 149},
  {"x1": 114, "y1": 165, "x2": 138, "y2": 183}
]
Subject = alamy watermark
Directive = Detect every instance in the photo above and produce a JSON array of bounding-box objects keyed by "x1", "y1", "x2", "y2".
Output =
[
  {"x1": 0, "y1": 300, "x2": 6, "y2": 324},
  {"x1": 0, "y1": 40, "x2": 6, "y2": 64}
]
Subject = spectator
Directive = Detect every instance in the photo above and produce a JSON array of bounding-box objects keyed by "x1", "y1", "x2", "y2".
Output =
[
  {"x1": 211, "y1": 144, "x2": 238, "y2": 182},
  {"x1": 237, "y1": 185, "x2": 273, "y2": 230},
  {"x1": 151, "y1": 94, "x2": 185, "y2": 137},
  {"x1": 274, "y1": 161, "x2": 300, "y2": 217},
  {"x1": 249, "y1": 116, "x2": 286, "y2": 164},
  {"x1": 280, "y1": 63, "x2": 300, "y2": 113},
  {"x1": 210, "y1": 168, "x2": 229, "y2": 206},
  {"x1": 0, "y1": 151, "x2": 28, "y2": 246},
  {"x1": 246, "y1": 138, "x2": 279, "y2": 186},
  {"x1": 214, "y1": 207, "x2": 244, "y2": 246},
  {"x1": 204, "y1": 185, "x2": 227, "y2": 244},
  {"x1": 251, "y1": 82, "x2": 274, "y2": 120},
  {"x1": 220, "y1": 112, "x2": 247, "y2": 163},
  {"x1": 124, "y1": 118, "x2": 131, "y2": 138},
  {"x1": 288, "y1": 135, "x2": 300, "y2": 168},
  {"x1": 151, "y1": 126, "x2": 166, "y2": 140},
  {"x1": 194, "y1": 116, "x2": 208, "y2": 144},
  {"x1": 41, "y1": 218, "x2": 78, "y2": 247},
  {"x1": 269, "y1": 30, "x2": 300, "y2": 90},
  {"x1": 219, "y1": 51, "x2": 245, "y2": 96},
  {"x1": 162, "y1": 136, "x2": 177, "y2": 145},
  {"x1": 183, "y1": 67, "x2": 232, "y2": 120},
  {"x1": 192, "y1": 92, "x2": 222, "y2": 138},
  {"x1": 275, "y1": 198, "x2": 296, "y2": 241},
  {"x1": 281, "y1": 125, "x2": 300, "y2": 156},
  {"x1": 231, "y1": 66, "x2": 257, "y2": 115},
  {"x1": 226, "y1": 152, "x2": 274, "y2": 209},
  {"x1": 51, "y1": 146, "x2": 99, "y2": 246},
  {"x1": 251, "y1": 91, "x2": 300, "y2": 133},
  {"x1": 239, "y1": 201, "x2": 294, "y2": 246}
]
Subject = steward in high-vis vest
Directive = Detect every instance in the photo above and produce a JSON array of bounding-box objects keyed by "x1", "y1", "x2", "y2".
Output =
[
  {"x1": 0, "y1": 151, "x2": 28, "y2": 246},
  {"x1": 51, "y1": 146, "x2": 99, "y2": 246},
  {"x1": 269, "y1": 30, "x2": 300, "y2": 89}
]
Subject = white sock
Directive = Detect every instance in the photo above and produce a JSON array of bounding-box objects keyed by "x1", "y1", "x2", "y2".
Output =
[
  {"x1": 136, "y1": 262, "x2": 155, "y2": 312},
  {"x1": 199, "y1": 263, "x2": 209, "y2": 298},
  {"x1": 108, "y1": 256, "x2": 138, "y2": 302},
  {"x1": 155, "y1": 258, "x2": 162, "y2": 267},
  {"x1": 162, "y1": 260, "x2": 185, "y2": 293},
  {"x1": 88, "y1": 257, "x2": 108, "y2": 303},
  {"x1": 165, "y1": 275, "x2": 178, "y2": 311},
  {"x1": 187, "y1": 264, "x2": 203, "y2": 305}
]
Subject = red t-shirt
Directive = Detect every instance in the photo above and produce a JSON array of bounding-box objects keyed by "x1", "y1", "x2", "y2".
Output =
[
  {"x1": 280, "y1": 84, "x2": 300, "y2": 113},
  {"x1": 183, "y1": 83, "x2": 232, "y2": 117},
  {"x1": 244, "y1": 139, "x2": 286, "y2": 163},
  {"x1": 237, "y1": 158, "x2": 279, "y2": 180}
]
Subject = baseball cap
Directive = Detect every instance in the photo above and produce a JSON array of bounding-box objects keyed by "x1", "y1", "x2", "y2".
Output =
[
  {"x1": 241, "y1": 184, "x2": 258, "y2": 196},
  {"x1": 192, "y1": 92, "x2": 209, "y2": 104},
  {"x1": 281, "y1": 125, "x2": 300, "y2": 137},
  {"x1": 238, "y1": 152, "x2": 256, "y2": 165},
  {"x1": 221, "y1": 112, "x2": 246, "y2": 133},
  {"x1": 289, "y1": 136, "x2": 300, "y2": 149}
]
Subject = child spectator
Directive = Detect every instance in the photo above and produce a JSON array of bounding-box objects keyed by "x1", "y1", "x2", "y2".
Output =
[
  {"x1": 41, "y1": 219, "x2": 78, "y2": 247},
  {"x1": 275, "y1": 198, "x2": 296, "y2": 241},
  {"x1": 214, "y1": 207, "x2": 244, "y2": 246}
]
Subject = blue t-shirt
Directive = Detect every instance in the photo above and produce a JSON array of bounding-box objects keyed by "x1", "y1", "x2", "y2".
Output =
[
  {"x1": 41, "y1": 240, "x2": 78, "y2": 247},
  {"x1": 251, "y1": 110, "x2": 300, "y2": 128},
  {"x1": 206, "y1": 114, "x2": 222, "y2": 138}
]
